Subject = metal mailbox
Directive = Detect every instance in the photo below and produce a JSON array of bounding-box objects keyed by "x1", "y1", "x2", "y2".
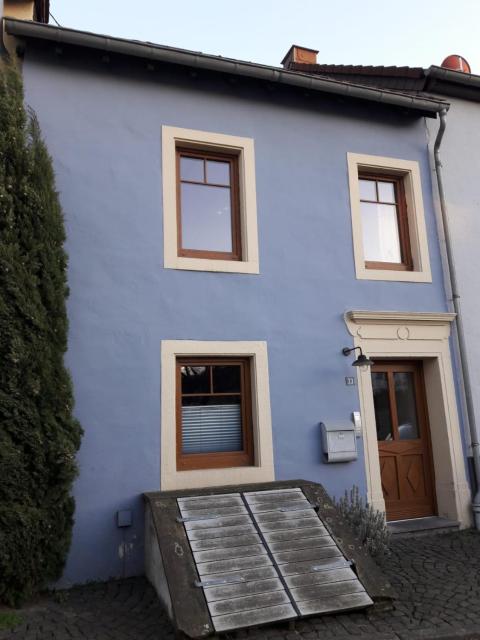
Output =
[{"x1": 320, "y1": 422, "x2": 358, "y2": 462}]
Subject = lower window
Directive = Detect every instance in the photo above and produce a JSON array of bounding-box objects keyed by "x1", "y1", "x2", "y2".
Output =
[{"x1": 176, "y1": 357, "x2": 254, "y2": 470}]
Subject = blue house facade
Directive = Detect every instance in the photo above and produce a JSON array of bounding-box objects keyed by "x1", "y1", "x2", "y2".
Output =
[
  {"x1": 5, "y1": 22, "x2": 474, "y2": 585},
  {"x1": 277, "y1": 51, "x2": 480, "y2": 529}
]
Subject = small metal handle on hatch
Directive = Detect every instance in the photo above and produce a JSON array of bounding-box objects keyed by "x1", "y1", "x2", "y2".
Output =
[
  {"x1": 278, "y1": 503, "x2": 317, "y2": 512},
  {"x1": 176, "y1": 514, "x2": 220, "y2": 523},
  {"x1": 195, "y1": 576, "x2": 246, "y2": 588},
  {"x1": 311, "y1": 560, "x2": 353, "y2": 572}
]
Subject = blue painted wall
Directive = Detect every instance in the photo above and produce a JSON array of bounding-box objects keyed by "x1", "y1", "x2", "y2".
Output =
[{"x1": 22, "y1": 50, "x2": 450, "y2": 585}]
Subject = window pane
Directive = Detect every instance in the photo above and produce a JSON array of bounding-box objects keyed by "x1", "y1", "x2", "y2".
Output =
[
  {"x1": 394, "y1": 372, "x2": 420, "y2": 440},
  {"x1": 377, "y1": 181, "x2": 396, "y2": 204},
  {"x1": 181, "y1": 396, "x2": 242, "y2": 453},
  {"x1": 361, "y1": 202, "x2": 402, "y2": 263},
  {"x1": 359, "y1": 179, "x2": 376, "y2": 201},
  {"x1": 180, "y1": 183, "x2": 233, "y2": 252},
  {"x1": 206, "y1": 160, "x2": 230, "y2": 186},
  {"x1": 181, "y1": 365, "x2": 210, "y2": 394},
  {"x1": 212, "y1": 365, "x2": 241, "y2": 393},
  {"x1": 372, "y1": 372, "x2": 393, "y2": 441},
  {"x1": 180, "y1": 156, "x2": 204, "y2": 182}
]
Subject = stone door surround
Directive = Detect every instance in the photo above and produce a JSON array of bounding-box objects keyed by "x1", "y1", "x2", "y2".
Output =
[{"x1": 345, "y1": 310, "x2": 471, "y2": 528}]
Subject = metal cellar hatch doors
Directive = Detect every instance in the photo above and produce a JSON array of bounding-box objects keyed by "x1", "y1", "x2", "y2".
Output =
[{"x1": 177, "y1": 487, "x2": 373, "y2": 633}]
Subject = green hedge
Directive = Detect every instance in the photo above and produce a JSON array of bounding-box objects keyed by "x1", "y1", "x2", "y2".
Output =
[{"x1": 0, "y1": 61, "x2": 82, "y2": 606}]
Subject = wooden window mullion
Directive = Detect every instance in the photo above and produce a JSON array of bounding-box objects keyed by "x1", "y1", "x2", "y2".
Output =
[
  {"x1": 396, "y1": 179, "x2": 413, "y2": 270},
  {"x1": 176, "y1": 151, "x2": 183, "y2": 256},
  {"x1": 241, "y1": 360, "x2": 253, "y2": 462},
  {"x1": 387, "y1": 368, "x2": 400, "y2": 441}
]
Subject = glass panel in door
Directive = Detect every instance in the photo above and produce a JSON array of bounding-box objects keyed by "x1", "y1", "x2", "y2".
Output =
[
  {"x1": 394, "y1": 372, "x2": 420, "y2": 440},
  {"x1": 372, "y1": 372, "x2": 393, "y2": 441}
]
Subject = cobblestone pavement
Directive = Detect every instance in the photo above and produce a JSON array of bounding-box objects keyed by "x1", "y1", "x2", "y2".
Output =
[{"x1": 1, "y1": 530, "x2": 480, "y2": 640}]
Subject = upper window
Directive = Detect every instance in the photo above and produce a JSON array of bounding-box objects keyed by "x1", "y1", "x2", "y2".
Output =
[
  {"x1": 359, "y1": 174, "x2": 412, "y2": 271},
  {"x1": 347, "y1": 153, "x2": 432, "y2": 283},
  {"x1": 177, "y1": 149, "x2": 241, "y2": 261},
  {"x1": 162, "y1": 126, "x2": 259, "y2": 274},
  {"x1": 176, "y1": 357, "x2": 253, "y2": 471}
]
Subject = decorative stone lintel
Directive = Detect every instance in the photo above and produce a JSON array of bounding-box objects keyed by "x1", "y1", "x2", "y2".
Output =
[
  {"x1": 345, "y1": 310, "x2": 456, "y2": 326},
  {"x1": 344, "y1": 310, "x2": 456, "y2": 341}
]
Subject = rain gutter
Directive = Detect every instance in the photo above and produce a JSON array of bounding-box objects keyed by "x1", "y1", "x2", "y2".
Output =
[{"x1": 4, "y1": 18, "x2": 448, "y2": 117}]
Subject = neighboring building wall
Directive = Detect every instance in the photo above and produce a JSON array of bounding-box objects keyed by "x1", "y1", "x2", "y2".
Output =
[
  {"x1": 3, "y1": 0, "x2": 34, "y2": 20},
  {"x1": 426, "y1": 98, "x2": 480, "y2": 468},
  {"x1": 1, "y1": 1, "x2": 35, "y2": 55},
  {"x1": 22, "y1": 48, "x2": 452, "y2": 585}
]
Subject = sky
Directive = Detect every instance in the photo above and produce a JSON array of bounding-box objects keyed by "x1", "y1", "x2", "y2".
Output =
[{"x1": 50, "y1": 0, "x2": 480, "y2": 73}]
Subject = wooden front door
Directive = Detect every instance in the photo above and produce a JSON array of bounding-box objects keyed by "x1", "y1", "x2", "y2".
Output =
[{"x1": 371, "y1": 360, "x2": 436, "y2": 521}]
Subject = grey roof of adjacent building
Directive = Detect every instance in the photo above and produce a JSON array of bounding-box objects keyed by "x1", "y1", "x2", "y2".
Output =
[
  {"x1": 285, "y1": 61, "x2": 480, "y2": 103},
  {"x1": 3, "y1": 18, "x2": 448, "y2": 117},
  {"x1": 286, "y1": 62, "x2": 426, "y2": 92},
  {"x1": 425, "y1": 65, "x2": 480, "y2": 101}
]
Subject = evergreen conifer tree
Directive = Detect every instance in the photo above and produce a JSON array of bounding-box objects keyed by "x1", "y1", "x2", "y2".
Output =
[{"x1": 0, "y1": 61, "x2": 82, "y2": 605}]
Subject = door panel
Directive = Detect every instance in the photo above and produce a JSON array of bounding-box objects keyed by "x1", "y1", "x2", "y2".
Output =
[
  {"x1": 380, "y1": 457, "x2": 399, "y2": 501},
  {"x1": 400, "y1": 454, "x2": 426, "y2": 499},
  {"x1": 372, "y1": 361, "x2": 435, "y2": 521}
]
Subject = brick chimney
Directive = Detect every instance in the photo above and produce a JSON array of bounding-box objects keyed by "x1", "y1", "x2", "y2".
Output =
[{"x1": 281, "y1": 45, "x2": 319, "y2": 69}]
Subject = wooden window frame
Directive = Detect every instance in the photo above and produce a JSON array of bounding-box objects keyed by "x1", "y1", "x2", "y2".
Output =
[
  {"x1": 359, "y1": 172, "x2": 413, "y2": 272},
  {"x1": 176, "y1": 147, "x2": 242, "y2": 261},
  {"x1": 176, "y1": 356, "x2": 254, "y2": 471}
]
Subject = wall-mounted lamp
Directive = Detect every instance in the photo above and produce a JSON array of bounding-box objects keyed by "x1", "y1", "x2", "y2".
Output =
[{"x1": 342, "y1": 346, "x2": 374, "y2": 367}]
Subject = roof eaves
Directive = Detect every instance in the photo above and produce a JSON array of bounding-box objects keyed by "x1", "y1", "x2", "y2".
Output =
[
  {"x1": 4, "y1": 19, "x2": 448, "y2": 116},
  {"x1": 424, "y1": 66, "x2": 480, "y2": 102},
  {"x1": 427, "y1": 65, "x2": 480, "y2": 89}
]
